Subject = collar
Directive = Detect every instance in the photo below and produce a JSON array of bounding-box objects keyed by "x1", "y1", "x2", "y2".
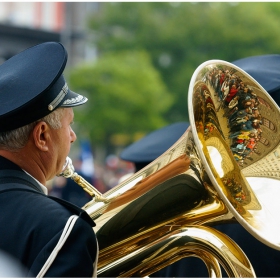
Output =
[
  {"x1": 0, "y1": 155, "x2": 47, "y2": 194},
  {"x1": 23, "y1": 170, "x2": 48, "y2": 195}
]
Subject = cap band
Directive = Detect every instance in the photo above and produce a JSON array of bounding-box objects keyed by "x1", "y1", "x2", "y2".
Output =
[{"x1": 48, "y1": 83, "x2": 68, "y2": 111}]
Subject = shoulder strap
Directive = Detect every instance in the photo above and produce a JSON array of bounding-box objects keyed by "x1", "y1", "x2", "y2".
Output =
[{"x1": 48, "y1": 195, "x2": 95, "y2": 227}]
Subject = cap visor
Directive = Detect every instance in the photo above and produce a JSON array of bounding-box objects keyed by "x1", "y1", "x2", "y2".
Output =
[{"x1": 60, "y1": 89, "x2": 88, "y2": 107}]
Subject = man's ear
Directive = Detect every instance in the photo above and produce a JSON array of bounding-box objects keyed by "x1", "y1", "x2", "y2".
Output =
[{"x1": 32, "y1": 121, "x2": 49, "y2": 151}]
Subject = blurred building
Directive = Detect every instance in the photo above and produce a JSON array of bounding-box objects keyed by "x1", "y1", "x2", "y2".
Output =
[{"x1": 0, "y1": 2, "x2": 98, "y2": 66}]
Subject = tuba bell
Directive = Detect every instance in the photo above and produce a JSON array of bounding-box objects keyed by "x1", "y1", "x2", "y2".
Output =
[{"x1": 60, "y1": 60, "x2": 280, "y2": 277}]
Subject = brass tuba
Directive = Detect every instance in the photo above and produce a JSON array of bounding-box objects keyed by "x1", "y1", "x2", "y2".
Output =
[{"x1": 60, "y1": 60, "x2": 280, "y2": 277}]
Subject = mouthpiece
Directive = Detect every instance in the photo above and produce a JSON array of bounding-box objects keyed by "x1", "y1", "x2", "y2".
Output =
[{"x1": 58, "y1": 157, "x2": 107, "y2": 202}]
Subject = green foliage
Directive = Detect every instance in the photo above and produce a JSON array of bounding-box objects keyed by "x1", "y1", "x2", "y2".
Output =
[
  {"x1": 70, "y1": 2, "x2": 280, "y2": 153},
  {"x1": 69, "y1": 50, "x2": 173, "y2": 147},
  {"x1": 87, "y1": 2, "x2": 280, "y2": 123}
]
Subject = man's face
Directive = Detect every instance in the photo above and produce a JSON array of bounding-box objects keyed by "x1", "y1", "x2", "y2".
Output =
[{"x1": 48, "y1": 107, "x2": 77, "y2": 179}]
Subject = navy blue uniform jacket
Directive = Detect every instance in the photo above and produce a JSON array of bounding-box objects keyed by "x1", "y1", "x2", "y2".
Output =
[{"x1": 0, "y1": 156, "x2": 98, "y2": 277}]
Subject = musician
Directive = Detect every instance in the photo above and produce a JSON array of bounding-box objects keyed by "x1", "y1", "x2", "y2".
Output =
[
  {"x1": 0, "y1": 42, "x2": 98, "y2": 277},
  {"x1": 120, "y1": 55, "x2": 280, "y2": 277}
]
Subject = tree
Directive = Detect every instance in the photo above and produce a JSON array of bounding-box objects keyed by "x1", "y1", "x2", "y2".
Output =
[
  {"x1": 88, "y1": 2, "x2": 280, "y2": 123},
  {"x1": 69, "y1": 50, "x2": 173, "y2": 151}
]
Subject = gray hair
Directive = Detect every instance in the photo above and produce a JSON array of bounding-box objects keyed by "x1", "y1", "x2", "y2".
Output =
[{"x1": 0, "y1": 108, "x2": 65, "y2": 151}]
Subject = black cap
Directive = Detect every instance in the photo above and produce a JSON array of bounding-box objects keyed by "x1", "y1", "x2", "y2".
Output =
[
  {"x1": 232, "y1": 54, "x2": 280, "y2": 105},
  {"x1": 120, "y1": 122, "x2": 189, "y2": 170},
  {"x1": 0, "y1": 42, "x2": 87, "y2": 132}
]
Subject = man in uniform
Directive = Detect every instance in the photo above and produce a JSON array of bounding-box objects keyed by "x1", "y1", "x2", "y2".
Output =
[{"x1": 0, "y1": 42, "x2": 98, "y2": 277}]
